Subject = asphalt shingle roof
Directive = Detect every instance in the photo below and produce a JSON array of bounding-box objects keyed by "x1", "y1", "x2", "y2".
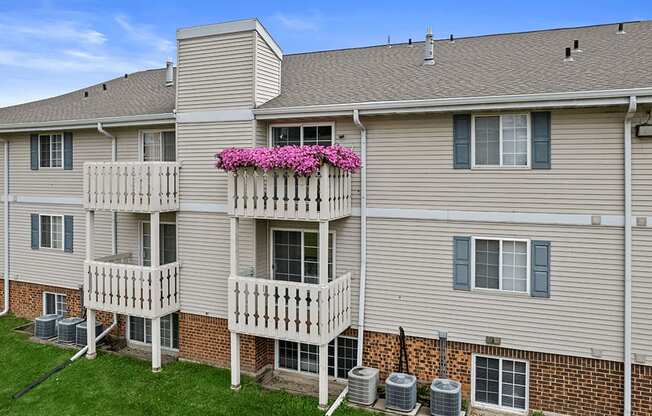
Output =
[
  {"x1": 260, "y1": 21, "x2": 652, "y2": 108},
  {"x1": 0, "y1": 68, "x2": 175, "y2": 125}
]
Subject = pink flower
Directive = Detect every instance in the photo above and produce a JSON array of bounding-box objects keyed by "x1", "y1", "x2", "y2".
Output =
[{"x1": 215, "y1": 145, "x2": 361, "y2": 176}]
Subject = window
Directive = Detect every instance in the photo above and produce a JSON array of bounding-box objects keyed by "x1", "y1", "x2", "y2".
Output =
[
  {"x1": 128, "y1": 313, "x2": 179, "y2": 350},
  {"x1": 40, "y1": 215, "x2": 63, "y2": 249},
  {"x1": 272, "y1": 230, "x2": 333, "y2": 284},
  {"x1": 39, "y1": 134, "x2": 63, "y2": 168},
  {"x1": 142, "y1": 222, "x2": 177, "y2": 266},
  {"x1": 473, "y1": 356, "x2": 528, "y2": 412},
  {"x1": 141, "y1": 130, "x2": 176, "y2": 161},
  {"x1": 473, "y1": 238, "x2": 529, "y2": 293},
  {"x1": 271, "y1": 124, "x2": 333, "y2": 147},
  {"x1": 43, "y1": 292, "x2": 66, "y2": 317},
  {"x1": 278, "y1": 336, "x2": 357, "y2": 378},
  {"x1": 473, "y1": 114, "x2": 529, "y2": 167}
]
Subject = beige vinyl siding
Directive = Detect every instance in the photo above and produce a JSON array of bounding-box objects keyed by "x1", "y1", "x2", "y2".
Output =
[
  {"x1": 254, "y1": 32, "x2": 281, "y2": 106},
  {"x1": 365, "y1": 109, "x2": 625, "y2": 214},
  {"x1": 632, "y1": 227, "x2": 652, "y2": 364},
  {"x1": 177, "y1": 32, "x2": 254, "y2": 112},
  {"x1": 364, "y1": 218, "x2": 624, "y2": 361},
  {"x1": 9, "y1": 204, "x2": 113, "y2": 289},
  {"x1": 632, "y1": 114, "x2": 652, "y2": 216},
  {"x1": 178, "y1": 212, "x2": 253, "y2": 316},
  {"x1": 177, "y1": 121, "x2": 253, "y2": 203}
]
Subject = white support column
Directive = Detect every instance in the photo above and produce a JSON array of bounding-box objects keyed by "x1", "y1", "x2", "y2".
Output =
[
  {"x1": 151, "y1": 212, "x2": 161, "y2": 372},
  {"x1": 230, "y1": 217, "x2": 241, "y2": 390},
  {"x1": 318, "y1": 220, "x2": 329, "y2": 409},
  {"x1": 151, "y1": 316, "x2": 162, "y2": 372},
  {"x1": 86, "y1": 210, "x2": 95, "y2": 262},
  {"x1": 86, "y1": 308, "x2": 97, "y2": 359}
]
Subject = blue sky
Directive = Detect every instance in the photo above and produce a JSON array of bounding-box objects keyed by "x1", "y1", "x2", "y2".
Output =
[{"x1": 1, "y1": 0, "x2": 649, "y2": 107}]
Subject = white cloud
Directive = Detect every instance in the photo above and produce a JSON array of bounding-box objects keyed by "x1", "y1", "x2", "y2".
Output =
[
  {"x1": 114, "y1": 14, "x2": 174, "y2": 53},
  {"x1": 273, "y1": 12, "x2": 321, "y2": 31},
  {"x1": 0, "y1": 20, "x2": 107, "y2": 45}
]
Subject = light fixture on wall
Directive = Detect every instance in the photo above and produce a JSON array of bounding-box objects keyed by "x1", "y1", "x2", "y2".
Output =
[{"x1": 636, "y1": 111, "x2": 652, "y2": 138}]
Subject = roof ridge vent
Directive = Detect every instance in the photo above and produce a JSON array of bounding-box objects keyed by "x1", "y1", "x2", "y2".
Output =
[
  {"x1": 618, "y1": 23, "x2": 626, "y2": 34},
  {"x1": 564, "y1": 47, "x2": 574, "y2": 62},
  {"x1": 423, "y1": 26, "x2": 434, "y2": 65}
]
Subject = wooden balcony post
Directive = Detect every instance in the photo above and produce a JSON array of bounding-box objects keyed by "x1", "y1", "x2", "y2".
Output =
[
  {"x1": 318, "y1": 220, "x2": 329, "y2": 409},
  {"x1": 86, "y1": 308, "x2": 96, "y2": 359},
  {"x1": 151, "y1": 316, "x2": 162, "y2": 372},
  {"x1": 229, "y1": 216, "x2": 241, "y2": 390},
  {"x1": 151, "y1": 212, "x2": 160, "y2": 268}
]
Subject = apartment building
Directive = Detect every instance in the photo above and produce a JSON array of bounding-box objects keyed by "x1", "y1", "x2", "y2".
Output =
[{"x1": 0, "y1": 18, "x2": 651, "y2": 416}]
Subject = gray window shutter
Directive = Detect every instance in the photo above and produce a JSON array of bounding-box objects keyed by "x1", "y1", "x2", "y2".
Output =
[
  {"x1": 63, "y1": 132, "x2": 73, "y2": 170},
  {"x1": 453, "y1": 236, "x2": 471, "y2": 290},
  {"x1": 162, "y1": 131, "x2": 176, "y2": 162},
  {"x1": 453, "y1": 114, "x2": 471, "y2": 169},
  {"x1": 531, "y1": 240, "x2": 551, "y2": 297},
  {"x1": 64, "y1": 215, "x2": 74, "y2": 253},
  {"x1": 531, "y1": 112, "x2": 551, "y2": 169},
  {"x1": 30, "y1": 134, "x2": 39, "y2": 170},
  {"x1": 31, "y1": 214, "x2": 39, "y2": 249}
]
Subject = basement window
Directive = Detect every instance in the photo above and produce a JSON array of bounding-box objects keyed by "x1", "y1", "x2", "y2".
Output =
[
  {"x1": 472, "y1": 114, "x2": 530, "y2": 168},
  {"x1": 277, "y1": 336, "x2": 358, "y2": 379},
  {"x1": 43, "y1": 292, "x2": 66, "y2": 317},
  {"x1": 39, "y1": 134, "x2": 63, "y2": 168},
  {"x1": 270, "y1": 124, "x2": 334, "y2": 146},
  {"x1": 473, "y1": 355, "x2": 528, "y2": 412},
  {"x1": 128, "y1": 313, "x2": 179, "y2": 350}
]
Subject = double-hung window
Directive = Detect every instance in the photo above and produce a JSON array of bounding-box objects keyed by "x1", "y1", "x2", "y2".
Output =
[
  {"x1": 43, "y1": 292, "x2": 66, "y2": 317},
  {"x1": 473, "y1": 355, "x2": 528, "y2": 412},
  {"x1": 271, "y1": 124, "x2": 333, "y2": 147},
  {"x1": 39, "y1": 134, "x2": 63, "y2": 168},
  {"x1": 40, "y1": 215, "x2": 64, "y2": 249},
  {"x1": 473, "y1": 114, "x2": 529, "y2": 168},
  {"x1": 141, "y1": 130, "x2": 176, "y2": 161},
  {"x1": 473, "y1": 238, "x2": 529, "y2": 293}
]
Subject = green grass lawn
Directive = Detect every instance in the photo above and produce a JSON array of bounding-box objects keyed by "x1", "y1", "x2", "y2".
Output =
[{"x1": 0, "y1": 315, "x2": 373, "y2": 416}]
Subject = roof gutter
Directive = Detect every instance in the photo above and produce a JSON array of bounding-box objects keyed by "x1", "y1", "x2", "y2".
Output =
[
  {"x1": 254, "y1": 87, "x2": 652, "y2": 119},
  {"x1": 0, "y1": 113, "x2": 175, "y2": 133},
  {"x1": 623, "y1": 95, "x2": 637, "y2": 416},
  {"x1": 352, "y1": 109, "x2": 367, "y2": 367}
]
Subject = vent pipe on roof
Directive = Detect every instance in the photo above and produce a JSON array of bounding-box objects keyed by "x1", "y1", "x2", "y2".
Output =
[
  {"x1": 449, "y1": 34, "x2": 455, "y2": 43},
  {"x1": 573, "y1": 39, "x2": 582, "y2": 52},
  {"x1": 618, "y1": 23, "x2": 626, "y2": 34},
  {"x1": 564, "y1": 47, "x2": 574, "y2": 62},
  {"x1": 165, "y1": 61, "x2": 174, "y2": 87},
  {"x1": 423, "y1": 27, "x2": 434, "y2": 65}
]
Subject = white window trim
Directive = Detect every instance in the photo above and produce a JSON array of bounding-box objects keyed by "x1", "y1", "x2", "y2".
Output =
[
  {"x1": 274, "y1": 335, "x2": 356, "y2": 382},
  {"x1": 39, "y1": 214, "x2": 65, "y2": 251},
  {"x1": 38, "y1": 133, "x2": 64, "y2": 169},
  {"x1": 268, "y1": 226, "x2": 337, "y2": 284},
  {"x1": 471, "y1": 113, "x2": 531, "y2": 169},
  {"x1": 268, "y1": 122, "x2": 336, "y2": 147},
  {"x1": 471, "y1": 237, "x2": 531, "y2": 294},
  {"x1": 138, "y1": 129, "x2": 176, "y2": 162},
  {"x1": 138, "y1": 220, "x2": 178, "y2": 267},
  {"x1": 126, "y1": 314, "x2": 179, "y2": 352},
  {"x1": 42, "y1": 292, "x2": 66, "y2": 316},
  {"x1": 471, "y1": 353, "x2": 529, "y2": 414}
]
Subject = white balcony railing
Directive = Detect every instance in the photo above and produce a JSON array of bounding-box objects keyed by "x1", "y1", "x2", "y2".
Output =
[
  {"x1": 228, "y1": 273, "x2": 351, "y2": 345},
  {"x1": 227, "y1": 164, "x2": 352, "y2": 221},
  {"x1": 83, "y1": 258, "x2": 180, "y2": 319},
  {"x1": 83, "y1": 162, "x2": 180, "y2": 212}
]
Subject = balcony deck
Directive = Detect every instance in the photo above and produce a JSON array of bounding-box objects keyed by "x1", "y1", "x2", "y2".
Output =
[
  {"x1": 227, "y1": 273, "x2": 351, "y2": 345},
  {"x1": 83, "y1": 161, "x2": 180, "y2": 213},
  {"x1": 83, "y1": 253, "x2": 180, "y2": 319},
  {"x1": 227, "y1": 164, "x2": 352, "y2": 221}
]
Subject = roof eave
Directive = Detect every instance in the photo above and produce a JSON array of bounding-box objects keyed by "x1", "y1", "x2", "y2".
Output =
[
  {"x1": 254, "y1": 87, "x2": 652, "y2": 119},
  {"x1": 0, "y1": 113, "x2": 176, "y2": 133}
]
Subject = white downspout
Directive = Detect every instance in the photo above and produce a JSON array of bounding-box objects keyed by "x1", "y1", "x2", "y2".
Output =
[
  {"x1": 97, "y1": 122, "x2": 117, "y2": 255},
  {"x1": 0, "y1": 139, "x2": 9, "y2": 316},
  {"x1": 624, "y1": 95, "x2": 637, "y2": 416},
  {"x1": 353, "y1": 109, "x2": 367, "y2": 366}
]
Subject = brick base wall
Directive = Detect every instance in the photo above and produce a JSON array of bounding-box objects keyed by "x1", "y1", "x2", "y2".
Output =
[
  {"x1": 362, "y1": 330, "x2": 652, "y2": 416},
  {"x1": 0, "y1": 279, "x2": 125, "y2": 336},
  {"x1": 178, "y1": 313, "x2": 273, "y2": 376}
]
